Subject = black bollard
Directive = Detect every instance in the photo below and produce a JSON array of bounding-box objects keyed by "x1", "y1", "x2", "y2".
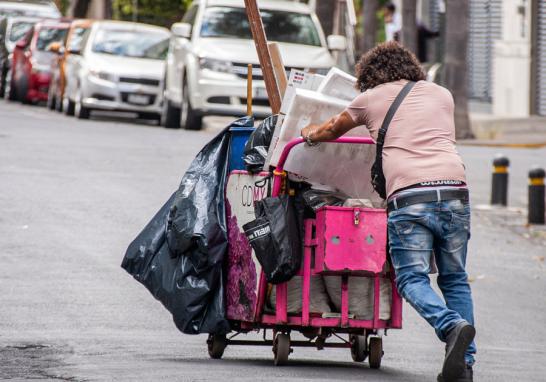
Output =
[
  {"x1": 528, "y1": 167, "x2": 545, "y2": 225},
  {"x1": 491, "y1": 155, "x2": 509, "y2": 206}
]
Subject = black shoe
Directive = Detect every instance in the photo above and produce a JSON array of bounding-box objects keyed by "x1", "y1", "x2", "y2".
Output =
[
  {"x1": 438, "y1": 366, "x2": 473, "y2": 382},
  {"x1": 441, "y1": 322, "x2": 475, "y2": 381}
]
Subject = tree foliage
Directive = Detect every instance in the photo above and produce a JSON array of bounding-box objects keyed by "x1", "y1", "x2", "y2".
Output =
[{"x1": 112, "y1": 0, "x2": 191, "y2": 27}]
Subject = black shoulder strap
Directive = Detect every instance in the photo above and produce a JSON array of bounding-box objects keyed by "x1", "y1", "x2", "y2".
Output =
[{"x1": 376, "y1": 81, "x2": 416, "y2": 149}]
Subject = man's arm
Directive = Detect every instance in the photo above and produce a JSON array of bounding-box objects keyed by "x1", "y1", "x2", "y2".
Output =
[{"x1": 300, "y1": 111, "x2": 359, "y2": 143}]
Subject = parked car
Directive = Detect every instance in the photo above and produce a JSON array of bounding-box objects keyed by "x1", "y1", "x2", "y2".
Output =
[
  {"x1": 163, "y1": 0, "x2": 346, "y2": 130},
  {"x1": 0, "y1": 0, "x2": 60, "y2": 18},
  {"x1": 1, "y1": 15, "x2": 39, "y2": 97},
  {"x1": 9, "y1": 19, "x2": 69, "y2": 103},
  {"x1": 63, "y1": 20, "x2": 170, "y2": 120},
  {"x1": 47, "y1": 19, "x2": 93, "y2": 112}
]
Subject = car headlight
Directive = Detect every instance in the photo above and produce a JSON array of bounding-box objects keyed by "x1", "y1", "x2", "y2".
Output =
[
  {"x1": 89, "y1": 69, "x2": 114, "y2": 82},
  {"x1": 199, "y1": 57, "x2": 233, "y2": 73}
]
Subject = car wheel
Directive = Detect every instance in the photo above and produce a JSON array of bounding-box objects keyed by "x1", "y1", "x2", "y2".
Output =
[
  {"x1": 0, "y1": 67, "x2": 6, "y2": 98},
  {"x1": 7, "y1": 75, "x2": 17, "y2": 101},
  {"x1": 55, "y1": 92, "x2": 63, "y2": 112},
  {"x1": 75, "y1": 89, "x2": 90, "y2": 119},
  {"x1": 180, "y1": 78, "x2": 202, "y2": 131},
  {"x1": 162, "y1": 98, "x2": 181, "y2": 129},
  {"x1": 64, "y1": 96, "x2": 75, "y2": 116},
  {"x1": 19, "y1": 76, "x2": 30, "y2": 105},
  {"x1": 47, "y1": 86, "x2": 56, "y2": 110}
]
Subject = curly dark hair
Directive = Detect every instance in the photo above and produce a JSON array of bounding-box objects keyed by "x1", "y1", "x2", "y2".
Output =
[{"x1": 355, "y1": 41, "x2": 425, "y2": 92}]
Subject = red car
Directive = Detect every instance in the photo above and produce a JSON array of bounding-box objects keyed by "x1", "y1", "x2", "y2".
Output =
[{"x1": 9, "y1": 19, "x2": 69, "y2": 103}]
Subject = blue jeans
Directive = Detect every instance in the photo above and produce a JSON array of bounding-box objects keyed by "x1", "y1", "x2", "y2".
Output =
[{"x1": 388, "y1": 197, "x2": 476, "y2": 366}]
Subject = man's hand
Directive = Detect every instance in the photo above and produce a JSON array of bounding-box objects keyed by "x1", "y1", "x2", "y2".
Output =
[
  {"x1": 300, "y1": 124, "x2": 320, "y2": 140},
  {"x1": 299, "y1": 112, "x2": 360, "y2": 144}
]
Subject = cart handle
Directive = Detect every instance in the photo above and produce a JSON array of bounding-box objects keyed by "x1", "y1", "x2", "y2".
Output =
[{"x1": 272, "y1": 136, "x2": 375, "y2": 196}]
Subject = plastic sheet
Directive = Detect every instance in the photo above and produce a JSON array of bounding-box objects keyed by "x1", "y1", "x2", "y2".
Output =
[
  {"x1": 121, "y1": 117, "x2": 253, "y2": 335},
  {"x1": 302, "y1": 189, "x2": 348, "y2": 211},
  {"x1": 243, "y1": 115, "x2": 277, "y2": 173}
]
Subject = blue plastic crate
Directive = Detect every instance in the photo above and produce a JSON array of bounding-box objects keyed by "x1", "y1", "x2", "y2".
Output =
[{"x1": 229, "y1": 117, "x2": 255, "y2": 172}]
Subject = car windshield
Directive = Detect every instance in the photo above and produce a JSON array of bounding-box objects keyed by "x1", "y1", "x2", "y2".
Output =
[
  {"x1": 91, "y1": 28, "x2": 169, "y2": 60},
  {"x1": 36, "y1": 27, "x2": 67, "y2": 51},
  {"x1": 200, "y1": 6, "x2": 321, "y2": 47},
  {"x1": 67, "y1": 26, "x2": 89, "y2": 52},
  {"x1": 9, "y1": 21, "x2": 34, "y2": 42}
]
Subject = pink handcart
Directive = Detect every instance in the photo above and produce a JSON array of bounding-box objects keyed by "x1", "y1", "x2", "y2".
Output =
[{"x1": 209, "y1": 137, "x2": 403, "y2": 369}]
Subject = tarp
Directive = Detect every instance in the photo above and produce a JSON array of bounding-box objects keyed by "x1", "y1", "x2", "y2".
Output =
[{"x1": 121, "y1": 117, "x2": 253, "y2": 335}]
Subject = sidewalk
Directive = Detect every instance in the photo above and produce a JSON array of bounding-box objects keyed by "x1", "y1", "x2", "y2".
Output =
[{"x1": 461, "y1": 113, "x2": 546, "y2": 148}]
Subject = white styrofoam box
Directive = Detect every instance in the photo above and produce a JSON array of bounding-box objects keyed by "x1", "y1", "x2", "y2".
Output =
[
  {"x1": 267, "y1": 88, "x2": 380, "y2": 200},
  {"x1": 264, "y1": 70, "x2": 325, "y2": 170},
  {"x1": 317, "y1": 67, "x2": 359, "y2": 102},
  {"x1": 280, "y1": 70, "x2": 325, "y2": 114}
]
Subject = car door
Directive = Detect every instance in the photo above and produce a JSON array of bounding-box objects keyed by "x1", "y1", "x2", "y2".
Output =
[
  {"x1": 64, "y1": 26, "x2": 90, "y2": 101},
  {"x1": 166, "y1": 4, "x2": 198, "y2": 105}
]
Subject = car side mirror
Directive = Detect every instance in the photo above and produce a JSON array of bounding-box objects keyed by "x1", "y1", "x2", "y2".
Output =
[
  {"x1": 58, "y1": 46, "x2": 65, "y2": 56},
  {"x1": 15, "y1": 39, "x2": 28, "y2": 49},
  {"x1": 48, "y1": 42, "x2": 61, "y2": 53},
  {"x1": 171, "y1": 22, "x2": 192, "y2": 39},
  {"x1": 327, "y1": 35, "x2": 347, "y2": 51}
]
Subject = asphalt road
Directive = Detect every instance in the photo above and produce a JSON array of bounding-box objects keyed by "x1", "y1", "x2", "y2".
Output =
[{"x1": 1, "y1": 101, "x2": 545, "y2": 381}]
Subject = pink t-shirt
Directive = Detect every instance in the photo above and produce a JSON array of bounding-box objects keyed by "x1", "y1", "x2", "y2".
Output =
[{"x1": 345, "y1": 80, "x2": 466, "y2": 198}]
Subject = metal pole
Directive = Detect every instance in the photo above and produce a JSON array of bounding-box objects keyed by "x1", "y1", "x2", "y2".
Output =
[
  {"x1": 247, "y1": 64, "x2": 253, "y2": 116},
  {"x1": 528, "y1": 167, "x2": 545, "y2": 225},
  {"x1": 491, "y1": 154, "x2": 509, "y2": 206}
]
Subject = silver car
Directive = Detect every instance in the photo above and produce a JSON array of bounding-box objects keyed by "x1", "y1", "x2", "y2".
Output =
[{"x1": 63, "y1": 20, "x2": 170, "y2": 121}]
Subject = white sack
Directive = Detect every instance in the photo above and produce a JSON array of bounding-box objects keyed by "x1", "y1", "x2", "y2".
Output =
[
  {"x1": 270, "y1": 276, "x2": 331, "y2": 314},
  {"x1": 323, "y1": 276, "x2": 392, "y2": 320}
]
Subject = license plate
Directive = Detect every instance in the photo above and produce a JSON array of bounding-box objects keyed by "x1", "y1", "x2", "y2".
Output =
[
  {"x1": 254, "y1": 87, "x2": 268, "y2": 99},
  {"x1": 127, "y1": 94, "x2": 150, "y2": 105}
]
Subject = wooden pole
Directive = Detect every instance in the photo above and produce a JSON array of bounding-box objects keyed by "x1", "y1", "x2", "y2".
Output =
[
  {"x1": 267, "y1": 42, "x2": 288, "y2": 98},
  {"x1": 247, "y1": 64, "x2": 253, "y2": 116},
  {"x1": 244, "y1": 0, "x2": 282, "y2": 114}
]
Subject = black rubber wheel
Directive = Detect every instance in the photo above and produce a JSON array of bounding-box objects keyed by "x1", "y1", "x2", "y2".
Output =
[
  {"x1": 162, "y1": 99, "x2": 181, "y2": 129},
  {"x1": 0, "y1": 67, "x2": 6, "y2": 98},
  {"x1": 47, "y1": 91, "x2": 56, "y2": 110},
  {"x1": 350, "y1": 335, "x2": 368, "y2": 362},
  {"x1": 64, "y1": 97, "x2": 75, "y2": 116},
  {"x1": 368, "y1": 337, "x2": 383, "y2": 369},
  {"x1": 7, "y1": 77, "x2": 17, "y2": 101},
  {"x1": 180, "y1": 78, "x2": 202, "y2": 131},
  {"x1": 75, "y1": 90, "x2": 90, "y2": 119},
  {"x1": 273, "y1": 333, "x2": 290, "y2": 366},
  {"x1": 55, "y1": 93, "x2": 63, "y2": 112},
  {"x1": 207, "y1": 334, "x2": 227, "y2": 359}
]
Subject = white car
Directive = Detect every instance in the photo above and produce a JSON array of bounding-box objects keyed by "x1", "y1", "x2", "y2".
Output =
[
  {"x1": 163, "y1": 0, "x2": 346, "y2": 130},
  {"x1": 63, "y1": 20, "x2": 170, "y2": 120}
]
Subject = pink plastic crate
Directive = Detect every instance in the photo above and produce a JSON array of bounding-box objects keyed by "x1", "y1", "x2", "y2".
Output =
[{"x1": 315, "y1": 206, "x2": 387, "y2": 274}]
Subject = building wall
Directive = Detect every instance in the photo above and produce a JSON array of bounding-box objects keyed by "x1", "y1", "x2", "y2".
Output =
[{"x1": 492, "y1": 0, "x2": 533, "y2": 117}]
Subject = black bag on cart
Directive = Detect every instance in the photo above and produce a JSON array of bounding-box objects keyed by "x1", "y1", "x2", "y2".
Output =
[
  {"x1": 243, "y1": 195, "x2": 302, "y2": 284},
  {"x1": 243, "y1": 115, "x2": 278, "y2": 173},
  {"x1": 122, "y1": 117, "x2": 253, "y2": 335}
]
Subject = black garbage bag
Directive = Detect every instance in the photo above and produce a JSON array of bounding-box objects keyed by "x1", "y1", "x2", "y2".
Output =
[
  {"x1": 242, "y1": 195, "x2": 301, "y2": 284},
  {"x1": 121, "y1": 117, "x2": 252, "y2": 335},
  {"x1": 243, "y1": 115, "x2": 278, "y2": 173}
]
